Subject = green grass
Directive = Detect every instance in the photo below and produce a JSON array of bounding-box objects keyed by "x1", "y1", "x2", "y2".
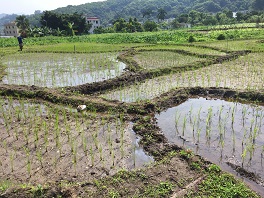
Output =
[
  {"x1": 0, "y1": 180, "x2": 13, "y2": 193},
  {"x1": 25, "y1": 42, "x2": 147, "y2": 53},
  {"x1": 0, "y1": 27, "x2": 263, "y2": 49},
  {"x1": 195, "y1": 39, "x2": 264, "y2": 52},
  {"x1": 185, "y1": 164, "x2": 260, "y2": 197}
]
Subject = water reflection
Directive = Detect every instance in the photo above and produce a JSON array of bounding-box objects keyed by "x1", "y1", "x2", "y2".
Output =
[
  {"x1": 155, "y1": 98, "x2": 264, "y2": 180},
  {"x1": 129, "y1": 123, "x2": 154, "y2": 168},
  {"x1": 2, "y1": 53, "x2": 126, "y2": 87}
]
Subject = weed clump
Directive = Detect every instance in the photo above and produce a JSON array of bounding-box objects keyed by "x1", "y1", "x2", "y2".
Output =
[
  {"x1": 217, "y1": 34, "x2": 226, "y2": 40},
  {"x1": 188, "y1": 35, "x2": 196, "y2": 43}
]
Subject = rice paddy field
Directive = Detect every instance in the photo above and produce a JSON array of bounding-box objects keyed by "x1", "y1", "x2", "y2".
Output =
[
  {"x1": 0, "y1": 28, "x2": 264, "y2": 197},
  {"x1": 1, "y1": 53, "x2": 125, "y2": 87}
]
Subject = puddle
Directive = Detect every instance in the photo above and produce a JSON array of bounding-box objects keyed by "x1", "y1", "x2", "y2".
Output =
[
  {"x1": 129, "y1": 126, "x2": 154, "y2": 168},
  {"x1": 155, "y1": 98, "x2": 264, "y2": 184},
  {"x1": 1, "y1": 53, "x2": 126, "y2": 87}
]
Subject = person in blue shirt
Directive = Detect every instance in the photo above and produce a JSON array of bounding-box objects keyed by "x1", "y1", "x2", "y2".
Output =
[{"x1": 17, "y1": 36, "x2": 23, "y2": 51}]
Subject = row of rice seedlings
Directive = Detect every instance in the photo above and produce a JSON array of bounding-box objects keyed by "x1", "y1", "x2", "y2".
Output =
[
  {"x1": 136, "y1": 45, "x2": 227, "y2": 56},
  {"x1": 2, "y1": 53, "x2": 125, "y2": 87},
  {"x1": 0, "y1": 97, "x2": 136, "y2": 181},
  {"x1": 195, "y1": 39, "x2": 264, "y2": 52},
  {"x1": 102, "y1": 52, "x2": 264, "y2": 102},
  {"x1": 134, "y1": 51, "x2": 206, "y2": 70},
  {"x1": 173, "y1": 100, "x2": 264, "y2": 167}
]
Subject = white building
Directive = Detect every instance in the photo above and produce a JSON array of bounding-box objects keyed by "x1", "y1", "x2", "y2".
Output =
[
  {"x1": 3, "y1": 22, "x2": 19, "y2": 37},
  {"x1": 86, "y1": 17, "x2": 100, "y2": 34}
]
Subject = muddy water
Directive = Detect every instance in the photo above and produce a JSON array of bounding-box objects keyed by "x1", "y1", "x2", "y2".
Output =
[
  {"x1": 155, "y1": 98, "x2": 264, "y2": 192},
  {"x1": 1, "y1": 53, "x2": 126, "y2": 87},
  {"x1": 130, "y1": 127, "x2": 154, "y2": 168}
]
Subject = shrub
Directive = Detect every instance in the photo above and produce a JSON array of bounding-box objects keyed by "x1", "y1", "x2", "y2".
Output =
[
  {"x1": 188, "y1": 35, "x2": 196, "y2": 42},
  {"x1": 217, "y1": 34, "x2": 226, "y2": 40}
]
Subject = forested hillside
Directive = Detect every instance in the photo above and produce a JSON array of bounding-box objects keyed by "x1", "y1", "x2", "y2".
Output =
[
  {"x1": 54, "y1": 0, "x2": 255, "y2": 25},
  {"x1": 1, "y1": 0, "x2": 262, "y2": 28}
]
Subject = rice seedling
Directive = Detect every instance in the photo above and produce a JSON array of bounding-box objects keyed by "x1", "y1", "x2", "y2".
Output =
[
  {"x1": 89, "y1": 145, "x2": 95, "y2": 167},
  {"x1": 0, "y1": 95, "x2": 151, "y2": 184},
  {"x1": 9, "y1": 152, "x2": 15, "y2": 172},
  {"x1": 155, "y1": 98, "x2": 264, "y2": 180},
  {"x1": 1, "y1": 52, "x2": 126, "y2": 87},
  {"x1": 102, "y1": 52, "x2": 264, "y2": 102},
  {"x1": 134, "y1": 51, "x2": 206, "y2": 70},
  {"x1": 36, "y1": 149, "x2": 43, "y2": 168}
]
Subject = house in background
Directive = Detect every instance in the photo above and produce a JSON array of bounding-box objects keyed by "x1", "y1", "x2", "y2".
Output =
[
  {"x1": 86, "y1": 17, "x2": 100, "y2": 34},
  {"x1": 3, "y1": 22, "x2": 19, "y2": 37}
]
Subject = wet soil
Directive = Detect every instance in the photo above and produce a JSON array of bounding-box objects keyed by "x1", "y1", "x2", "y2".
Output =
[
  {"x1": 155, "y1": 97, "x2": 264, "y2": 188},
  {"x1": 0, "y1": 47, "x2": 263, "y2": 197},
  {"x1": 1, "y1": 84, "x2": 263, "y2": 197}
]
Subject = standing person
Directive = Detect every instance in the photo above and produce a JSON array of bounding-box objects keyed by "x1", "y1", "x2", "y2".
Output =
[{"x1": 17, "y1": 35, "x2": 23, "y2": 51}]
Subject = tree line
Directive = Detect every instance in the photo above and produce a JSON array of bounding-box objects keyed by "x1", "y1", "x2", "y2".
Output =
[
  {"x1": 16, "y1": 11, "x2": 91, "y2": 37},
  {"x1": 14, "y1": 8, "x2": 264, "y2": 37}
]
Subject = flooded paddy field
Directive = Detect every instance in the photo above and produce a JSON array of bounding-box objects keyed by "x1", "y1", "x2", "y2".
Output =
[
  {"x1": 156, "y1": 98, "x2": 264, "y2": 181},
  {"x1": 1, "y1": 53, "x2": 126, "y2": 87},
  {"x1": 101, "y1": 52, "x2": 264, "y2": 103},
  {"x1": 133, "y1": 51, "x2": 207, "y2": 70},
  {"x1": 136, "y1": 44, "x2": 228, "y2": 56},
  {"x1": 0, "y1": 37, "x2": 263, "y2": 197}
]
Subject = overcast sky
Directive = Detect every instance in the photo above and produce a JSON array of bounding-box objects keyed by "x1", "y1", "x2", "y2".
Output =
[{"x1": 0, "y1": 0, "x2": 106, "y2": 15}]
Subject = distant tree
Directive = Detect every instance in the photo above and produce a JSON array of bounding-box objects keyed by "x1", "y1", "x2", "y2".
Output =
[
  {"x1": 236, "y1": 12, "x2": 245, "y2": 22},
  {"x1": 178, "y1": 14, "x2": 189, "y2": 23},
  {"x1": 142, "y1": 8, "x2": 153, "y2": 19},
  {"x1": 188, "y1": 10, "x2": 200, "y2": 25},
  {"x1": 143, "y1": 20, "x2": 158, "y2": 31},
  {"x1": 40, "y1": 11, "x2": 90, "y2": 35},
  {"x1": 27, "y1": 26, "x2": 42, "y2": 37},
  {"x1": 203, "y1": 15, "x2": 218, "y2": 25},
  {"x1": 66, "y1": 12, "x2": 91, "y2": 35},
  {"x1": 113, "y1": 18, "x2": 127, "y2": 32},
  {"x1": 159, "y1": 21, "x2": 170, "y2": 29},
  {"x1": 113, "y1": 17, "x2": 143, "y2": 33},
  {"x1": 216, "y1": 12, "x2": 231, "y2": 24},
  {"x1": 247, "y1": 15, "x2": 263, "y2": 23},
  {"x1": 223, "y1": 9, "x2": 233, "y2": 18},
  {"x1": 41, "y1": 11, "x2": 64, "y2": 30},
  {"x1": 93, "y1": 26, "x2": 105, "y2": 34},
  {"x1": 205, "y1": 1, "x2": 221, "y2": 12},
  {"x1": 53, "y1": 27, "x2": 64, "y2": 36},
  {"x1": 157, "y1": 8, "x2": 167, "y2": 21},
  {"x1": 130, "y1": 18, "x2": 144, "y2": 32},
  {"x1": 252, "y1": 0, "x2": 264, "y2": 11},
  {"x1": 170, "y1": 19, "x2": 180, "y2": 29},
  {"x1": 94, "y1": 26, "x2": 115, "y2": 34},
  {"x1": 15, "y1": 15, "x2": 29, "y2": 37},
  {"x1": 67, "y1": 22, "x2": 75, "y2": 36}
]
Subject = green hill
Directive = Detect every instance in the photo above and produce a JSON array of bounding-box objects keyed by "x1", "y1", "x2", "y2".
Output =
[
  {"x1": 53, "y1": 0, "x2": 254, "y2": 25},
  {"x1": 0, "y1": 0, "x2": 258, "y2": 27}
]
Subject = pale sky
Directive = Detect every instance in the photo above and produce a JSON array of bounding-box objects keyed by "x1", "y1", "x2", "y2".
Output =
[{"x1": 0, "y1": 0, "x2": 106, "y2": 15}]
